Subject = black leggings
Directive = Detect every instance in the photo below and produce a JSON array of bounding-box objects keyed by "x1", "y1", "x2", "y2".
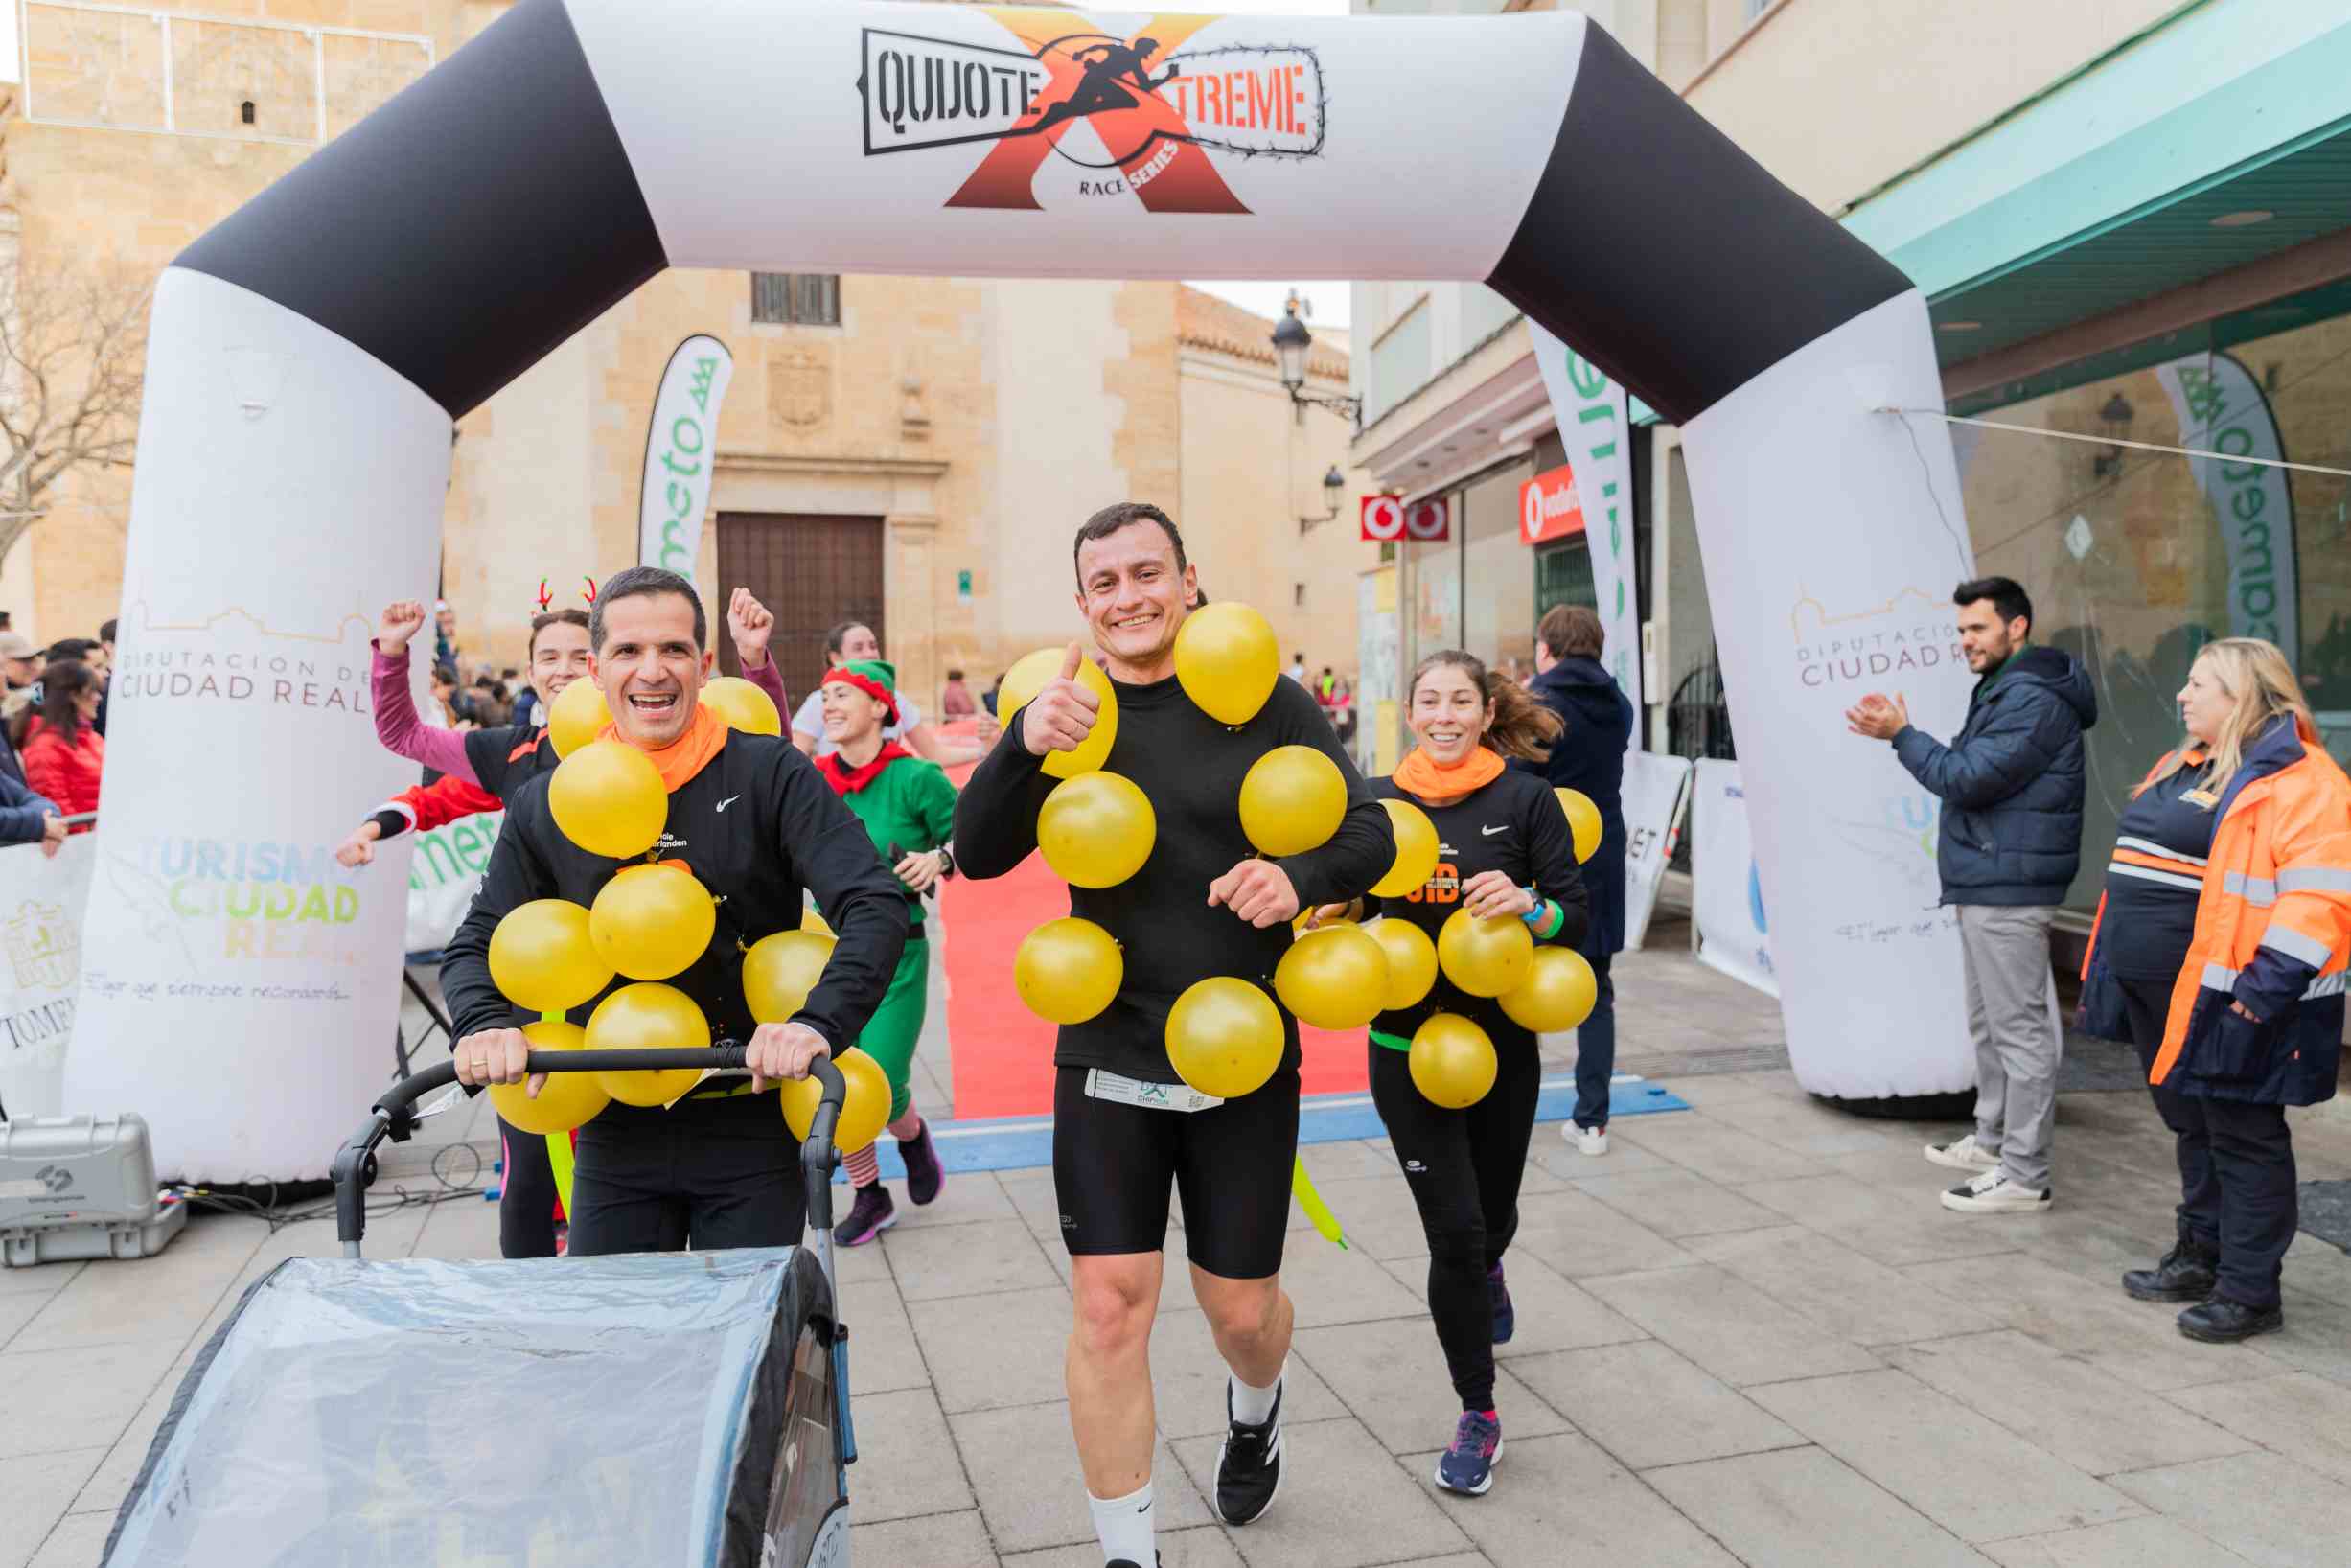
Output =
[
  {"x1": 496, "y1": 1115, "x2": 562, "y2": 1260},
  {"x1": 1369, "y1": 1032, "x2": 1542, "y2": 1411}
]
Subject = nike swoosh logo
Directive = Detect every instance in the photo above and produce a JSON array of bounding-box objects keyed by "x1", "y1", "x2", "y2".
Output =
[
  {"x1": 716, "y1": 796, "x2": 742, "y2": 812},
  {"x1": 1482, "y1": 824, "x2": 1509, "y2": 836}
]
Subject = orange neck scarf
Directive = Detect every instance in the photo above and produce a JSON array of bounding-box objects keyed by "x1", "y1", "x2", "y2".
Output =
[
  {"x1": 1393, "y1": 744, "x2": 1505, "y2": 804},
  {"x1": 599, "y1": 701, "x2": 730, "y2": 793}
]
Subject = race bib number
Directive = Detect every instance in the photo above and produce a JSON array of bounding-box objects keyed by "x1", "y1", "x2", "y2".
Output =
[{"x1": 1084, "y1": 1069, "x2": 1223, "y2": 1113}]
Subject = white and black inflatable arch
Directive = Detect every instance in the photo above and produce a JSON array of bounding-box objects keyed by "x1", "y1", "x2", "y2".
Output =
[{"x1": 78, "y1": 1, "x2": 1972, "y2": 1180}]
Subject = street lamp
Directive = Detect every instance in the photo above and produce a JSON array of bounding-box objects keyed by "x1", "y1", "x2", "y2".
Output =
[
  {"x1": 2093, "y1": 391, "x2": 2134, "y2": 479},
  {"x1": 1273, "y1": 300, "x2": 1363, "y2": 427},
  {"x1": 1300, "y1": 463, "x2": 1347, "y2": 528}
]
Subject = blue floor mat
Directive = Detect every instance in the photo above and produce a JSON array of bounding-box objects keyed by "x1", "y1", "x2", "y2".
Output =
[{"x1": 847, "y1": 1075, "x2": 1689, "y2": 1181}]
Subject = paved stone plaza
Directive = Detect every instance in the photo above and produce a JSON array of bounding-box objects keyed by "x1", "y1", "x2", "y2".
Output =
[{"x1": 9, "y1": 916, "x2": 2351, "y2": 1567}]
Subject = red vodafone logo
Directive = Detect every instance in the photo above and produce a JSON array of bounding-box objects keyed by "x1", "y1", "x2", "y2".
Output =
[
  {"x1": 1518, "y1": 464, "x2": 1584, "y2": 545},
  {"x1": 1361, "y1": 495, "x2": 1450, "y2": 542}
]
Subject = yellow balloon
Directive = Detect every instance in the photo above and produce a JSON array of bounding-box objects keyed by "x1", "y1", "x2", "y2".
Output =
[
  {"x1": 546, "y1": 677, "x2": 613, "y2": 758},
  {"x1": 1173, "y1": 602, "x2": 1280, "y2": 726},
  {"x1": 1165, "y1": 977, "x2": 1283, "y2": 1100},
  {"x1": 1370, "y1": 917, "x2": 1439, "y2": 1010},
  {"x1": 800, "y1": 904, "x2": 835, "y2": 937},
  {"x1": 1038, "y1": 772, "x2": 1157, "y2": 888},
  {"x1": 586, "y1": 982, "x2": 710, "y2": 1106},
  {"x1": 700, "y1": 676, "x2": 782, "y2": 736},
  {"x1": 778, "y1": 1046, "x2": 893, "y2": 1156},
  {"x1": 743, "y1": 930, "x2": 838, "y2": 1024},
  {"x1": 589, "y1": 863, "x2": 716, "y2": 981},
  {"x1": 1238, "y1": 745, "x2": 1347, "y2": 858},
  {"x1": 487, "y1": 1020, "x2": 611, "y2": 1136},
  {"x1": 999, "y1": 646, "x2": 1121, "y2": 778},
  {"x1": 549, "y1": 740, "x2": 668, "y2": 860},
  {"x1": 1437, "y1": 908, "x2": 1534, "y2": 998},
  {"x1": 1409, "y1": 1013, "x2": 1499, "y2": 1109},
  {"x1": 1371, "y1": 797, "x2": 1441, "y2": 898},
  {"x1": 488, "y1": 899, "x2": 614, "y2": 1013},
  {"x1": 1556, "y1": 788, "x2": 1602, "y2": 865},
  {"x1": 1014, "y1": 918, "x2": 1122, "y2": 1025},
  {"x1": 1274, "y1": 924, "x2": 1390, "y2": 1030},
  {"x1": 1498, "y1": 945, "x2": 1600, "y2": 1034}
]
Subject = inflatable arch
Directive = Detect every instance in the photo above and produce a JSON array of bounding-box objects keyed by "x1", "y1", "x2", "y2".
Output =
[{"x1": 75, "y1": 0, "x2": 1974, "y2": 1178}]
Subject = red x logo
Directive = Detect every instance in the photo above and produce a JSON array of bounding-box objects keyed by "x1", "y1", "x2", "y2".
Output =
[{"x1": 948, "y1": 12, "x2": 1249, "y2": 214}]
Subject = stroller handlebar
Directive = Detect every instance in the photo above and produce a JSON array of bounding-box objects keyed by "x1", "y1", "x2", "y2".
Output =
[{"x1": 334, "y1": 1044, "x2": 850, "y2": 1252}]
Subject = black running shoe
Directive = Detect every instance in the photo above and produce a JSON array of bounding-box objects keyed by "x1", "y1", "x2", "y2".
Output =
[
  {"x1": 1213, "y1": 1381, "x2": 1285, "y2": 1526},
  {"x1": 1489, "y1": 1262, "x2": 1515, "y2": 1346},
  {"x1": 900, "y1": 1119, "x2": 945, "y2": 1206}
]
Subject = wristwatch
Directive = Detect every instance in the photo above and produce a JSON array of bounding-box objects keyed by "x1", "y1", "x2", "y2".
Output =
[
  {"x1": 936, "y1": 844, "x2": 957, "y2": 881},
  {"x1": 1518, "y1": 885, "x2": 1546, "y2": 926}
]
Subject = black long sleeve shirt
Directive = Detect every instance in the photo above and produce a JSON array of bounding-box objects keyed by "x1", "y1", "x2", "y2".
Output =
[
  {"x1": 955, "y1": 670, "x2": 1394, "y2": 1083},
  {"x1": 1365, "y1": 769, "x2": 1590, "y2": 1048},
  {"x1": 441, "y1": 732, "x2": 909, "y2": 1111}
]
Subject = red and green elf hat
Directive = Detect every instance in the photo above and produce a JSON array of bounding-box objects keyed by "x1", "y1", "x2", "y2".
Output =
[{"x1": 820, "y1": 658, "x2": 900, "y2": 726}]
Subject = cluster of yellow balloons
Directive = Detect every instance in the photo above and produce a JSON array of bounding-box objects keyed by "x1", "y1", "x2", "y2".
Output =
[{"x1": 482, "y1": 667, "x2": 892, "y2": 1145}]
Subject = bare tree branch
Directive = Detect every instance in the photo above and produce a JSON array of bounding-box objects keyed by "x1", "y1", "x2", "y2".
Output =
[{"x1": 0, "y1": 257, "x2": 150, "y2": 572}]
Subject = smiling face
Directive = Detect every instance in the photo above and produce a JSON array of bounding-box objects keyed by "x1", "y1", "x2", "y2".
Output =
[
  {"x1": 528, "y1": 619, "x2": 593, "y2": 706},
  {"x1": 1409, "y1": 661, "x2": 1493, "y2": 764},
  {"x1": 1074, "y1": 518, "x2": 1195, "y2": 681},
  {"x1": 820, "y1": 680, "x2": 889, "y2": 747},
  {"x1": 591, "y1": 590, "x2": 711, "y2": 748},
  {"x1": 2178, "y1": 655, "x2": 2234, "y2": 746},
  {"x1": 1955, "y1": 598, "x2": 2024, "y2": 674}
]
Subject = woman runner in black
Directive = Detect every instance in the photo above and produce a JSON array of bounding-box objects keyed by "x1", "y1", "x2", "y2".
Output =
[
  {"x1": 955, "y1": 502, "x2": 1393, "y2": 1568},
  {"x1": 1313, "y1": 649, "x2": 1586, "y2": 1498}
]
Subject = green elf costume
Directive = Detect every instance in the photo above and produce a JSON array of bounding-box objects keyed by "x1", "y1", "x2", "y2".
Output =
[{"x1": 812, "y1": 657, "x2": 959, "y2": 1244}]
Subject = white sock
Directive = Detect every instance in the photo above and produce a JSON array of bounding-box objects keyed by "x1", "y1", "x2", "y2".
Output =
[
  {"x1": 1230, "y1": 1362, "x2": 1283, "y2": 1426},
  {"x1": 1088, "y1": 1481, "x2": 1154, "y2": 1567}
]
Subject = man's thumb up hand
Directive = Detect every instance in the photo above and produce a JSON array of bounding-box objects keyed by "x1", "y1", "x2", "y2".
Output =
[{"x1": 1023, "y1": 642, "x2": 1102, "y2": 758}]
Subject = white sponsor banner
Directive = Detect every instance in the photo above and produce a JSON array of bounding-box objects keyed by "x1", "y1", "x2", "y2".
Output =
[
  {"x1": 1532, "y1": 326, "x2": 1641, "y2": 712},
  {"x1": 2154, "y1": 352, "x2": 2296, "y2": 655},
  {"x1": 638, "y1": 335, "x2": 735, "y2": 585},
  {"x1": 1680, "y1": 290, "x2": 1975, "y2": 1099},
  {"x1": 567, "y1": 1, "x2": 1581, "y2": 278},
  {"x1": 1621, "y1": 751, "x2": 1690, "y2": 951},
  {"x1": 64, "y1": 269, "x2": 444, "y2": 1182},
  {"x1": 403, "y1": 811, "x2": 505, "y2": 958},
  {"x1": 1691, "y1": 761, "x2": 1776, "y2": 997},
  {"x1": 0, "y1": 833, "x2": 97, "y2": 1120}
]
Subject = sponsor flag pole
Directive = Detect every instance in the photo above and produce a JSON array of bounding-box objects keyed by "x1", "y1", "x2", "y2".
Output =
[{"x1": 638, "y1": 335, "x2": 735, "y2": 586}]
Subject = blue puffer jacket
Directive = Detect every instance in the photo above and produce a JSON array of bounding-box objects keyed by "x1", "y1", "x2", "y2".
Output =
[
  {"x1": 1516, "y1": 657, "x2": 1635, "y2": 955},
  {"x1": 1892, "y1": 644, "x2": 2097, "y2": 907}
]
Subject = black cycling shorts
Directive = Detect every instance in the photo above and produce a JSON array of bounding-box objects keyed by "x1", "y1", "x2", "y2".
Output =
[{"x1": 1051, "y1": 1064, "x2": 1300, "y2": 1280}]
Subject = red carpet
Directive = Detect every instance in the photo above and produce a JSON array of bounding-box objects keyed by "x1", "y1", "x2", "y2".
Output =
[{"x1": 938, "y1": 726, "x2": 1371, "y2": 1121}]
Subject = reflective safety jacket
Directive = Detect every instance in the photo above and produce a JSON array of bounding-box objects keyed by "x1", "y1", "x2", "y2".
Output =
[{"x1": 2151, "y1": 714, "x2": 2351, "y2": 1105}]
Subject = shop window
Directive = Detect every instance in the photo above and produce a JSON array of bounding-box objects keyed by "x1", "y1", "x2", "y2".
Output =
[
  {"x1": 1952, "y1": 280, "x2": 2351, "y2": 915},
  {"x1": 752, "y1": 273, "x2": 841, "y2": 326}
]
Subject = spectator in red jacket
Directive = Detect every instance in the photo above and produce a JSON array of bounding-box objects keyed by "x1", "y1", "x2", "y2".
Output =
[{"x1": 20, "y1": 659, "x2": 103, "y2": 828}]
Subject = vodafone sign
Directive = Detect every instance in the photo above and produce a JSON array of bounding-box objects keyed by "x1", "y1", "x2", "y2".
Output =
[
  {"x1": 1519, "y1": 464, "x2": 1585, "y2": 545},
  {"x1": 1360, "y1": 495, "x2": 1451, "y2": 542}
]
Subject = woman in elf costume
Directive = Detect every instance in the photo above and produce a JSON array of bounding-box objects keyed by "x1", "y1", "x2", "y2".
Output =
[{"x1": 816, "y1": 658, "x2": 960, "y2": 1243}]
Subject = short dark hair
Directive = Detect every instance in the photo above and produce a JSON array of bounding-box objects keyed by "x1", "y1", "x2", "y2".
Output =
[
  {"x1": 46, "y1": 637, "x2": 98, "y2": 663},
  {"x1": 1072, "y1": 501, "x2": 1187, "y2": 586},
  {"x1": 823, "y1": 620, "x2": 873, "y2": 660},
  {"x1": 590, "y1": 565, "x2": 705, "y2": 652},
  {"x1": 527, "y1": 608, "x2": 590, "y2": 658},
  {"x1": 432, "y1": 662, "x2": 459, "y2": 687},
  {"x1": 1537, "y1": 603, "x2": 1604, "y2": 660},
  {"x1": 1954, "y1": 576, "x2": 2033, "y2": 634},
  {"x1": 99, "y1": 618, "x2": 117, "y2": 645}
]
